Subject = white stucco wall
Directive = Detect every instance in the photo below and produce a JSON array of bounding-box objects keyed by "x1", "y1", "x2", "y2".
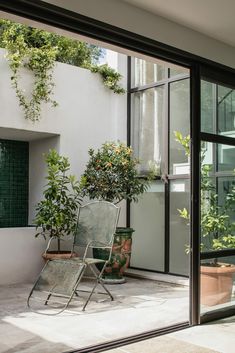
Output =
[
  {"x1": 0, "y1": 228, "x2": 46, "y2": 285},
  {"x1": 44, "y1": 0, "x2": 235, "y2": 69},
  {"x1": 0, "y1": 48, "x2": 127, "y2": 284}
]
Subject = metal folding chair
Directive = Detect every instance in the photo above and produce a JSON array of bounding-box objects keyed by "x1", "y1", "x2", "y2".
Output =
[{"x1": 27, "y1": 201, "x2": 120, "y2": 314}]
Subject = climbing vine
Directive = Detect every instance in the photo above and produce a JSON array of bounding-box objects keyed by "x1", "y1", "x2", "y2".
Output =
[
  {"x1": 0, "y1": 19, "x2": 125, "y2": 122},
  {"x1": 0, "y1": 20, "x2": 58, "y2": 122}
]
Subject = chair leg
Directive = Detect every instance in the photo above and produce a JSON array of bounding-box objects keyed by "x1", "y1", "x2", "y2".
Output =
[
  {"x1": 98, "y1": 279, "x2": 114, "y2": 301},
  {"x1": 81, "y1": 263, "x2": 114, "y2": 310},
  {"x1": 82, "y1": 281, "x2": 99, "y2": 311},
  {"x1": 93, "y1": 262, "x2": 114, "y2": 300},
  {"x1": 44, "y1": 293, "x2": 52, "y2": 305}
]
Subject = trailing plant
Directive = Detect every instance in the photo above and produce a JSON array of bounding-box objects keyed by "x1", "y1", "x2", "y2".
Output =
[
  {"x1": 90, "y1": 64, "x2": 125, "y2": 94},
  {"x1": 0, "y1": 20, "x2": 58, "y2": 122},
  {"x1": 0, "y1": 20, "x2": 125, "y2": 121},
  {"x1": 34, "y1": 149, "x2": 81, "y2": 252},
  {"x1": 175, "y1": 131, "x2": 235, "y2": 254},
  {"x1": 80, "y1": 141, "x2": 149, "y2": 204}
]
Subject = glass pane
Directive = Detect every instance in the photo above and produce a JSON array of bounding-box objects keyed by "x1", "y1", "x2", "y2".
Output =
[
  {"x1": 201, "y1": 142, "x2": 235, "y2": 253},
  {"x1": 131, "y1": 86, "x2": 165, "y2": 175},
  {"x1": 218, "y1": 85, "x2": 235, "y2": 137},
  {"x1": 131, "y1": 57, "x2": 166, "y2": 87},
  {"x1": 201, "y1": 80, "x2": 216, "y2": 133},
  {"x1": 169, "y1": 79, "x2": 190, "y2": 174},
  {"x1": 218, "y1": 143, "x2": 235, "y2": 172},
  {"x1": 169, "y1": 65, "x2": 188, "y2": 78},
  {"x1": 200, "y1": 256, "x2": 235, "y2": 313},
  {"x1": 130, "y1": 181, "x2": 165, "y2": 271},
  {"x1": 169, "y1": 179, "x2": 190, "y2": 276}
]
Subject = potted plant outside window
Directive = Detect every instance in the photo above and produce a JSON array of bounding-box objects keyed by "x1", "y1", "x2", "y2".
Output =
[
  {"x1": 175, "y1": 132, "x2": 235, "y2": 306},
  {"x1": 80, "y1": 141, "x2": 149, "y2": 283},
  {"x1": 35, "y1": 149, "x2": 81, "y2": 260}
]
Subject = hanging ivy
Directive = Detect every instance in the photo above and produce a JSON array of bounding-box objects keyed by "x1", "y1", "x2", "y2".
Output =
[
  {"x1": 91, "y1": 64, "x2": 125, "y2": 94},
  {"x1": 0, "y1": 19, "x2": 125, "y2": 122},
  {"x1": 0, "y1": 20, "x2": 58, "y2": 122}
]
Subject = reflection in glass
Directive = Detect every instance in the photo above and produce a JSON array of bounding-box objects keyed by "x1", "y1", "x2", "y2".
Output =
[
  {"x1": 201, "y1": 80, "x2": 216, "y2": 133},
  {"x1": 201, "y1": 80, "x2": 235, "y2": 136},
  {"x1": 169, "y1": 65, "x2": 188, "y2": 78},
  {"x1": 169, "y1": 179, "x2": 190, "y2": 276},
  {"x1": 218, "y1": 86, "x2": 235, "y2": 137},
  {"x1": 131, "y1": 58, "x2": 166, "y2": 87},
  {"x1": 170, "y1": 79, "x2": 190, "y2": 174},
  {"x1": 218, "y1": 143, "x2": 235, "y2": 172},
  {"x1": 200, "y1": 142, "x2": 235, "y2": 253},
  {"x1": 131, "y1": 87, "x2": 165, "y2": 175}
]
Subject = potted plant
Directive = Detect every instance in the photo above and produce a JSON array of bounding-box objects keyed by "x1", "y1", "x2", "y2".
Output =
[
  {"x1": 35, "y1": 149, "x2": 81, "y2": 260},
  {"x1": 175, "y1": 132, "x2": 235, "y2": 306},
  {"x1": 80, "y1": 141, "x2": 149, "y2": 283}
]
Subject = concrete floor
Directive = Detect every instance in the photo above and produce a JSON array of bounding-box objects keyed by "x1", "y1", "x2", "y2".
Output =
[
  {"x1": 0, "y1": 276, "x2": 189, "y2": 352},
  {"x1": 106, "y1": 316, "x2": 235, "y2": 353},
  {"x1": 2, "y1": 276, "x2": 234, "y2": 353}
]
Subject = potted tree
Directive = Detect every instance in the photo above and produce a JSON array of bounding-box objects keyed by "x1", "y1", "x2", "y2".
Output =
[
  {"x1": 35, "y1": 149, "x2": 81, "y2": 260},
  {"x1": 175, "y1": 132, "x2": 235, "y2": 306},
  {"x1": 80, "y1": 141, "x2": 149, "y2": 283}
]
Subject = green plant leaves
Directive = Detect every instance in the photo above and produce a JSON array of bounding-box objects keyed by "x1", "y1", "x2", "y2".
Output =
[
  {"x1": 34, "y1": 149, "x2": 81, "y2": 249},
  {"x1": 81, "y1": 141, "x2": 149, "y2": 204},
  {"x1": 0, "y1": 19, "x2": 125, "y2": 122}
]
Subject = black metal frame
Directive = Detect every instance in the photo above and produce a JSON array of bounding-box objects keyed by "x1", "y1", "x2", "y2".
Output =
[
  {"x1": 200, "y1": 72, "x2": 235, "y2": 322},
  {"x1": 1, "y1": 0, "x2": 235, "y2": 350},
  {"x1": 128, "y1": 66, "x2": 190, "y2": 276}
]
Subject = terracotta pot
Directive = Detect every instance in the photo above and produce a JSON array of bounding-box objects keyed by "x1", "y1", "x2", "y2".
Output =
[
  {"x1": 200, "y1": 263, "x2": 235, "y2": 306},
  {"x1": 42, "y1": 251, "x2": 77, "y2": 262}
]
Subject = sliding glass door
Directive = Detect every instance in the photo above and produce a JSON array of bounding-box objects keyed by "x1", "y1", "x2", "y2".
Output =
[{"x1": 200, "y1": 79, "x2": 235, "y2": 318}]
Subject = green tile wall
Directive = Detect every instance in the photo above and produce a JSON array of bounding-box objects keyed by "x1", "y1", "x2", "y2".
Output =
[{"x1": 0, "y1": 139, "x2": 29, "y2": 227}]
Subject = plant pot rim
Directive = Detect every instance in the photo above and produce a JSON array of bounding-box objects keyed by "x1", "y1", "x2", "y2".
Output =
[
  {"x1": 201, "y1": 263, "x2": 235, "y2": 274},
  {"x1": 116, "y1": 227, "x2": 135, "y2": 233}
]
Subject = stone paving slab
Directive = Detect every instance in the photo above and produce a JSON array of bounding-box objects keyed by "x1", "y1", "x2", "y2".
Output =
[
  {"x1": 0, "y1": 278, "x2": 189, "y2": 352},
  {"x1": 105, "y1": 336, "x2": 220, "y2": 353}
]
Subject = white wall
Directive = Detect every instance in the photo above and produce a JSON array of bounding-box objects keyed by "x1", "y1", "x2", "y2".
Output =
[
  {"x1": 44, "y1": 0, "x2": 235, "y2": 68},
  {"x1": 0, "y1": 49, "x2": 127, "y2": 284},
  {"x1": 0, "y1": 228, "x2": 46, "y2": 285}
]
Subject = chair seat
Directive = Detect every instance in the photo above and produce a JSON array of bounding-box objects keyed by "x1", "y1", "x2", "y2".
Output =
[{"x1": 70, "y1": 257, "x2": 106, "y2": 265}]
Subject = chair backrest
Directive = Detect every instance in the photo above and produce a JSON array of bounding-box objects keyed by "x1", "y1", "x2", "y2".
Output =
[{"x1": 73, "y1": 201, "x2": 120, "y2": 248}]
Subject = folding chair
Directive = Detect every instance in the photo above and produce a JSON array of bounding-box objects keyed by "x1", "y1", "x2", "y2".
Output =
[{"x1": 27, "y1": 201, "x2": 120, "y2": 314}]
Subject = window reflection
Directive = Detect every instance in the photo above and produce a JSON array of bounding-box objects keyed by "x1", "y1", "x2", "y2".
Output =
[
  {"x1": 131, "y1": 58, "x2": 166, "y2": 87},
  {"x1": 170, "y1": 79, "x2": 190, "y2": 174},
  {"x1": 131, "y1": 87, "x2": 165, "y2": 175}
]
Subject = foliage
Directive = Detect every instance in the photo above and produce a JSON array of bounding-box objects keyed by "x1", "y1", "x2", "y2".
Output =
[
  {"x1": 34, "y1": 149, "x2": 81, "y2": 252},
  {"x1": 0, "y1": 19, "x2": 125, "y2": 121},
  {"x1": 175, "y1": 131, "x2": 235, "y2": 253},
  {"x1": 0, "y1": 19, "x2": 58, "y2": 122},
  {"x1": 80, "y1": 141, "x2": 149, "y2": 204},
  {"x1": 174, "y1": 131, "x2": 190, "y2": 157},
  {"x1": 91, "y1": 64, "x2": 125, "y2": 94}
]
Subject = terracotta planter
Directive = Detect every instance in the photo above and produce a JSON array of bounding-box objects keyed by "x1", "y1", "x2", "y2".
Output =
[
  {"x1": 42, "y1": 251, "x2": 77, "y2": 262},
  {"x1": 201, "y1": 263, "x2": 235, "y2": 306},
  {"x1": 94, "y1": 227, "x2": 135, "y2": 283}
]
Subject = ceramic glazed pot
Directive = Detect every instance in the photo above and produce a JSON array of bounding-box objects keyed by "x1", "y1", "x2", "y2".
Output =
[{"x1": 94, "y1": 227, "x2": 134, "y2": 284}]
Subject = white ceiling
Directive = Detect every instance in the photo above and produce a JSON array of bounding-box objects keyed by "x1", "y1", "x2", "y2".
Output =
[{"x1": 122, "y1": 0, "x2": 235, "y2": 47}]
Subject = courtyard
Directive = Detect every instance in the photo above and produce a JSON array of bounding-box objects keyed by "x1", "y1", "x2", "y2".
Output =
[{"x1": 0, "y1": 274, "x2": 189, "y2": 352}]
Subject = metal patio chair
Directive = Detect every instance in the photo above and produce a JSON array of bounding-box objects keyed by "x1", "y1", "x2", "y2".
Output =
[{"x1": 27, "y1": 201, "x2": 120, "y2": 314}]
